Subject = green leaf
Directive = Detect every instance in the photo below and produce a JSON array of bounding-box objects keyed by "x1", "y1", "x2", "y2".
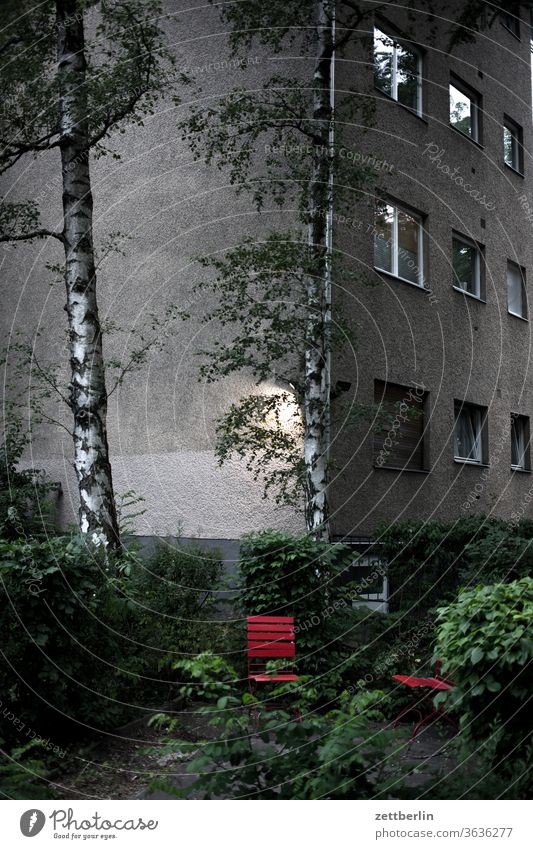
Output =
[{"x1": 470, "y1": 647, "x2": 484, "y2": 664}]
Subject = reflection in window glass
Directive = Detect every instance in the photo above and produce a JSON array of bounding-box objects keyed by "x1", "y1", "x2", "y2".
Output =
[
  {"x1": 450, "y1": 83, "x2": 477, "y2": 140},
  {"x1": 374, "y1": 202, "x2": 423, "y2": 286},
  {"x1": 397, "y1": 211, "x2": 419, "y2": 284},
  {"x1": 396, "y1": 44, "x2": 419, "y2": 111},
  {"x1": 503, "y1": 123, "x2": 522, "y2": 171},
  {"x1": 373, "y1": 29, "x2": 393, "y2": 97},
  {"x1": 374, "y1": 28, "x2": 421, "y2": 113},
  {"x1": 453, "y1": 237, "x2": 479, "y2": 297},
  {"x1": 374, "y1": 202, "x2": 393, "y2": 274}
]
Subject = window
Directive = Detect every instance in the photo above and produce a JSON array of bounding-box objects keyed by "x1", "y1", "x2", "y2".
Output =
[
  {"x1": 449, "y1": 77, "x2": 480, "y2": 142},
  {"x1": 501, "y1": 12, "x2": 520, "y2": 38},
  {"x1": 511, "y1": 414, "x2": 530, "y2": 470},
  {"x1": 374, "y1": 200, "x2": 424, "y2": 286},
  {"x1": 452, "y1": 234, "x2": 482, "y2": 298},
  {"x1": 374, "y1": 380, "x2": 427, "y2": 470},
  {"x1": 373, "y1": 28, "x2": 422, "y2": 114},
  {"x1": 507, "y1": 261, "x2": 527, "y2": 318},
  {"x1": 454, "y1": 402, "x2": 486, "y2": 464},
  {"x1": 503, "y1": 118, "x2": 523, "y2": 172}
]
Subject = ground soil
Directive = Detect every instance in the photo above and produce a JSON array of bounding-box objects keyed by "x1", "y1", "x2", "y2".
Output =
[{"x1": 50, "y1": 706, "x2": 457, "y2": 800}]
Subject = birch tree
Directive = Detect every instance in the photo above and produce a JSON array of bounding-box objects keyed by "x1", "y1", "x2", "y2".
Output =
[
  {"x1": 0, "y1": 0, "x2": 174, "y2": 551},
  {"x1": 181, "y1": 0, "x2": 377, "y2": 538},
  {"x1": 181, "y1": 0, "x2": 523, "y2": 538}
]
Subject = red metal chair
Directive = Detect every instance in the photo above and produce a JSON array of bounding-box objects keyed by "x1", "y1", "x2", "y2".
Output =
[
  {"x1": 247, "y1": 615, "x2": 299, "y2": 693},
  {"x1": 392, "y1": 659, "x2": 458, "y2": 740}
]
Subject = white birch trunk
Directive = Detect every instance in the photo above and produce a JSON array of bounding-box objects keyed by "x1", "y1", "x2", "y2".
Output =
[
  {"x1": 56, "y1": 0, "x2": 120, "y2": 551},
  {"x1": 303, "y1": 0, "x2": 334, "y2": 538}
]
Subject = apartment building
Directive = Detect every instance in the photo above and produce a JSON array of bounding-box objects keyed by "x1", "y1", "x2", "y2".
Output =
[
  {"x1": 2, "y1": 2, "x2": 532, "y2": 552},
  {"x1": 330, "y1": 4, "x2": 533, "y2": 540}
]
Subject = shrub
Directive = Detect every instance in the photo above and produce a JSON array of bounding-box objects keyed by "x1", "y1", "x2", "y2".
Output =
[
  {"x1": 0, "y1": 416, "x2": 58, "y2": 539},
  {"x1": 0, "y1": 534, "x2": 134, "y2": 744},
  {"x1": 237, "y1": 530, "x2": 369, "y2": 692},
  {"x1": 0, "y1": 739, "x2": 51, "y2": 799},
  {"x1": 424, "y1": 736, "x2": 532, "y2": 800},
  {"x1": 378, "y1": 516, "x2": 533, "y2": 621},
  {"x1": 125, "y1": 540, "x2": 225, "y2": 666},
  {"x1": 149, "y1": 656, "x2": 404, "y2": 800},
  {"x1": 433, "y1": 577, "x2": 533, "y2": 766}
]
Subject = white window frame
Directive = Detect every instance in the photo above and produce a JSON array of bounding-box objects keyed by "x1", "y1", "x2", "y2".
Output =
[
  {"x1": 449, "y1": 79, "x2": 480, "y2": 143},
  {"x1": 511, "y1": 414, "x2": 529, "y2": 471},
  {"x1": 452, "y1": 234, "x2": 481, "y2": 298},
  {"x1": 374, "y1": 202, "x2": 425, "y2": 288},
  {"x1": 374, "y1": 27, "x2": 422, "y2": 116},
  {"x1": 454, "y1": 403, "x2": 483, "y2": 464},
  {"x1": 507, "y1": 260, "x2": 527, "y2": 319}
]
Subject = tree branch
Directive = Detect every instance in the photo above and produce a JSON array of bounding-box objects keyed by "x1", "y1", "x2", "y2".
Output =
[
  {"x1": 30, "y1": 350, "x2": 71, "y2": 409},
  {"x1": 0, "y1": 228, "x2": 65, "y2": 244}
]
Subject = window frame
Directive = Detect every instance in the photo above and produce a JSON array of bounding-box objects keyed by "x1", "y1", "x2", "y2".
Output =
[
  {"x1": 507, "y1": 260, "x2": 527, "y2": 320},
  {"x1": 511, "y1": 414, "x2": 531, "y2": 471},
  {"x1": 452, "y1": 232, "x2": 484, "y2": 300},
  {"x1": 454, "y1": 401, "x2": 487, "y2": 465},
  {"x1": 503, "y1": 117, "x2": 524, "y2": 174},
  {"x1": 374, "y1": 199, "x2": 426, "y2": 288},
  {"x1": 449, "y1": 76, "x2": 481, "y2": 144},
  {"x1": 373, "y1": 26, "x2": 423, "y2": 116},
  {"x1": 373, "y1": 379, "x2": 428, "y2": 472}
]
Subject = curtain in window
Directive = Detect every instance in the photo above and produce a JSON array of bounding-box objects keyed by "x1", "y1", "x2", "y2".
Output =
[
  {"x1": 455, "y1": 407, "x2": 480, "y2": 460},
  {"x1": 507, "y1": 263, "x2": 524, "y2": 316},
  {"x1": 511, "y1": 418, "x2": 525, "y2": 467}
]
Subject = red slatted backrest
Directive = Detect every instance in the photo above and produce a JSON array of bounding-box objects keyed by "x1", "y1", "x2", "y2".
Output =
[{"x1": 247, "y1": 615, "x2": 295, "y2": 659}]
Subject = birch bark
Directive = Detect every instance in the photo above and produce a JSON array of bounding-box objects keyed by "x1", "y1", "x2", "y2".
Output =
[
  {"x1": 303, "y1": 0, "x2": 334, "y2": 537},
  {"x1": 56, "y1": 0, "x2": 120, "y2": 550}
]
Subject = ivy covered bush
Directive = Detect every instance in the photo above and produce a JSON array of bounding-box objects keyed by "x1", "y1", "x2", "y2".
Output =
[
  {"x1": 378, "y1": 516, "x2": 533, "y2": 620},
  {"x1": 0, "y1": 534, "x2": 229, "y2": 746},
  {"x1": 237, "y1": 530, "x2": 367, "y2": 689},
  {"x1": 125, "y1": 540, "x2": 225, "y2": 668},
  {"x1": 0, "y1": 535, "x2": 136, "y2": 743},
  {"x1": 434, "y1": 577, "x2": 533, "y2": 770},
  {"x1": 237, "y1": 530, "x2": 440, "y2": 701}
]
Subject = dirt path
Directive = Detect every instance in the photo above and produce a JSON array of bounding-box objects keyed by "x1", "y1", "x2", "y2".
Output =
[{"x1": 50, "y1": 710, "x2": 458, "y2": 800}]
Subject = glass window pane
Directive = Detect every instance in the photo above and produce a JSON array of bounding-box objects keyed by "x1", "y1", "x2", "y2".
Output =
[
  {"x1": 503, "y1": 126, "x2": 514, "y2": 167},
  {"x1": 374, "y1": 202, "x2": 393, "y2": 273},
  {"x1": 397, "y1": 210, "x2": 420, "y2": 284},
  {"x1": 511, "y1": 417, "x2": 525, "y2": 467},
  {"x1": 450, "y1": 84, "x2": 473, "y2": 137},
  {"x1": 396, "y1": 45, "x2": 419, "y2": 111},
  {"x1": 507, "y1": 262, "x2": 524, "y2": 316},
  {"x1": 374, "y1": 29, "x2": 393, "y2": 96},
  {"x1": 453, "y1": 239, "x2": 478, "y2": 295},
  {"x1": 455, "y1": 407, "x2": 481, "y2": 461}
]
